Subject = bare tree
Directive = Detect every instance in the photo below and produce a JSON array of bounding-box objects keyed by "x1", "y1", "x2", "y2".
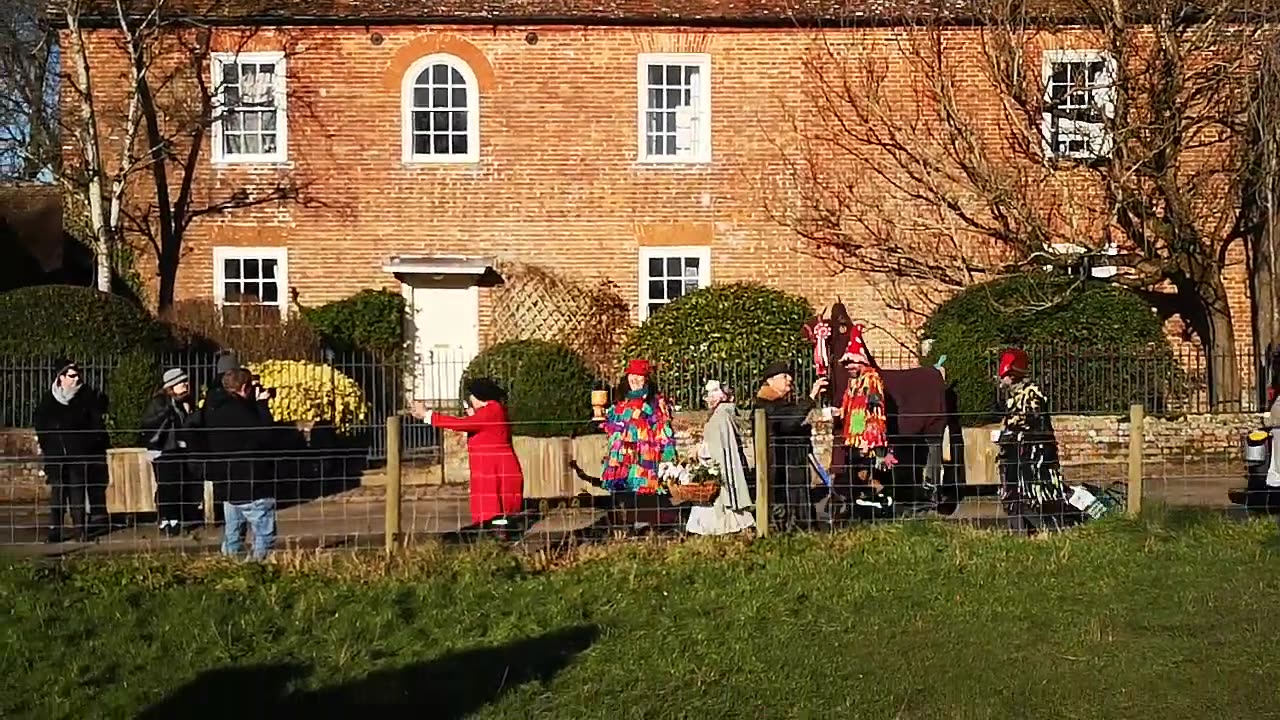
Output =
[
  {"x1": 1245, "y1": 40, "x2": 1280, "y2": 387},
  {"x1": 0, "y1": 0, "x2": 58, "y2": 181},
  {"x1": 56, "y1": 0, "x2": 317, "y2": 304},
  {"x1": 767, "y1": 0, "x2": 1278, "y2": 409}
]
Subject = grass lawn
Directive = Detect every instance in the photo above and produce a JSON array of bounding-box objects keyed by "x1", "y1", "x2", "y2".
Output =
[{"x1": 4, "y1": 514, "x2": 1280, "y2": 719}]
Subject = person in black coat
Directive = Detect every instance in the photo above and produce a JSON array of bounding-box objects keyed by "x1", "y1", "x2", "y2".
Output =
[
  {"x1": 33, "y1": 360, "x2": 110, "y2": 542},
  {"x1": 140, "y1": 367, "x2": 197, "y2": 536},
  {"x1": 201, "y1": 367, "x2": 279, "y2": 559},
  {"x1": 754, "y1": 362, "x2": 826, "y2": 532}
]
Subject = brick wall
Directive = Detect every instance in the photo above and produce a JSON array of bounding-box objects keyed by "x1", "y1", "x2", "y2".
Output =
[
  {"x1": 64, "y1": 24, "x2": 1255, "y2": 357},
  {"x1": 667, "y1": 410, "x2": 1258, "y2": 466}
]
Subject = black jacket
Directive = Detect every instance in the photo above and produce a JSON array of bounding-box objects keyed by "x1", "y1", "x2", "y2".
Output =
[
  {"x1": 33, "y1": 385, "x2": 109, "y2": 461},
  {"x1": 200, "y1": 391, "x2": 278, "y2": 504},
  {"x1": 187, "y1": 374, "x2": 271, "y2": 450},
  {"x1": 755, "y1": 391, "x2": 814, "y2": 491},
  {"x1": 140, "y1": 394, "x2": 193, "y2": 453}
]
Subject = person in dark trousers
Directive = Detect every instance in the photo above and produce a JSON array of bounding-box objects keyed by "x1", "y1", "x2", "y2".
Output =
[
  {"x1": 994, "y1": 348, "x2": 1081, "y2": 534},
  {"x1": 33, "y1": 360, "x2": 109, "y2": 543},
  {"x1": 187, "y1": 351, "x2": 247, "y2": 498},
  {"x1": 202, "y1": 367, "x2": 279, "y2": 560},
  {"x1": 754, "y1": 361, "x2": 826, "y2": 532},
  {"x1": 140, "y1": 367, "x2": 197, "y2": 536}
]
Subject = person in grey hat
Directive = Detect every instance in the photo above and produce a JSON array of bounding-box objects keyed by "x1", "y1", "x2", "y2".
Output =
[
  {"x1": 141, "y1": 367, "x2": 197, "y2": 536},
  {"x1": 204, "y1": 351, "x2": 241, "y2": 407}
]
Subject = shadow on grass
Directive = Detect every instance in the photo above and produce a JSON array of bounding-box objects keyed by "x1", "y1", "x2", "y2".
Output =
[{"x1": 135, "y1": 624, "x2": 599, "y2": 719}]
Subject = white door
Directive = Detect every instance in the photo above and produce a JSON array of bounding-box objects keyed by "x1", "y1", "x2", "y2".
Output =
[{"x1": 404, "y1": 280, "x2": 480, "y2": 405}]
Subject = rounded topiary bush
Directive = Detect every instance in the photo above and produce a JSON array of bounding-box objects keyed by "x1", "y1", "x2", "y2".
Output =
[
  {"x1": 619, "y1": 283, "x2": 814, "y2": 409},
  {"x1": 0, "y1": 286, "x2": 171, "y2": 429},
  {"x1": 922, "y1": 274, "x2": 1180, "y2": 423},
  {"x1": 462, "y1": 340, "x2": 599, "y2": 438}
]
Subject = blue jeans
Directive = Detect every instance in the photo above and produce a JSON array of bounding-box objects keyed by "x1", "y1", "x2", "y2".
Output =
[{"x1": 222, "y1": 498, "x2": 277, "y2": 560}]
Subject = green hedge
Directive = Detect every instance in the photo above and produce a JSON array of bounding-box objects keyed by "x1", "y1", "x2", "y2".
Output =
[
  {"x1": 462, "y1": 340, "x2": 600, "y2": 438},
  {"x1": 922, "y1": 274, "x2": 1181, "y2": 422},
  {"x1": 105, "y1": 351, "x2": 161, "y2": 448},
  {"x1": 0, "y1": 285, "x2": 169, "y2": 357},
  {"x1": 619, "y1": 283, "x2": 813, "y2": 408},
  {"x1": 303, "y1": 290, "x2": 405, "y2": 358},
  {"x1": 0, "y1": 286, "x2": 170, "y2": 432}
]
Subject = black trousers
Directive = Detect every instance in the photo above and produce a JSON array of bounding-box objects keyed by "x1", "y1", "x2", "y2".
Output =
[
  {"x1": 47, "y1": 462, "x2": 106, "y2": 532},
  {"x1": 154, "y1": 455, "x2": 201, "y2": 524},
  {"x1": 771, "y1": 474, "x2": 816, "y2": 530}
]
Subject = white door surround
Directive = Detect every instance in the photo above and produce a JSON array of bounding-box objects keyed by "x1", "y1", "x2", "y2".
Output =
[{"x1": 384, "y1": 255, "x2": 498, "y2": 406}]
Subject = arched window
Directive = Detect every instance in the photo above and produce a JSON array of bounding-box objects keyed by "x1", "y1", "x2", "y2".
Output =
[{"x1": 402, "y1": 54, "x2": 479, "y2": 163}]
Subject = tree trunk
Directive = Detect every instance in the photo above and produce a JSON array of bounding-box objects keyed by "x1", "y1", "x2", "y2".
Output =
[
  {"x1": 66, "y1": 8, "x2": 112, "y2": 293},
  {"x1": 1250, "y1": 200, "x2": 1280, "y2": 401},
  {"x1": 134, "y1": 65, "x2": 179, "y2": 315},
  {"x1": 1191, "y1": 277, "x2": 1244, "y2": 412},
  {"x1": 157, "y1": 244, "x2": 179, "y2": 315},
  {"x1": 1250, "y1": 43, "x2": 1280, "y2": 405}
]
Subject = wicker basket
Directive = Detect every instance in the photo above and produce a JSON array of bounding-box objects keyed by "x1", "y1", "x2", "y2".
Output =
[{"x1": 669, "y1": 480, "x2": 721, "y2": 505}]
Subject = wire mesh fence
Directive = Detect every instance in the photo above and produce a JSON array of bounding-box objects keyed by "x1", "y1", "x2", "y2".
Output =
[
  {"x1": 1, "y1": 338, "x2": 1275, "y2": 555},
  {"x1": 0, "y1": 404, "x2": 1269, "y2": 554}
]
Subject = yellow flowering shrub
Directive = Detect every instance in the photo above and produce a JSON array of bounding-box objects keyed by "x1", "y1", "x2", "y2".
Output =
[{"x1": 248, "y1": 359, "x2": 369, "y2": 432}]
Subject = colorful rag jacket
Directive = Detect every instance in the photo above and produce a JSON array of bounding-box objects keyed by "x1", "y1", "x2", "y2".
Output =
[
  {"x1": 600, "y1": 389, "x2": 677, "y2": 494},
  {"x1": 839, "y1": 368, "x2": 893, "y2": 467},
  {"x1": 997, "y1": 380, "x2": 1068, "y2": 508}
]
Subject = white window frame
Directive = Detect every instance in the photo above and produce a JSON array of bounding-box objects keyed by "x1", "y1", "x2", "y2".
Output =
[
  {"x1": 401, "y1": 53, "x2": 481, "y2": 164},
  {"x1": 210, "y1": 51, "x2": 288, "y2": 165},
  {"x1": 638, "y1": 246, "x2": 712, "y2": 320},
  {"x1": 212, "y1": 246, "x2": 290, "y2": 323},
  {"x1": 1045, "y1": 241, "x2": 1119, "y2": 279},
  {"x1": 1041, "y1": 49, "x2": 1116, "y2": 162},
  {"x1": 636, "y1": 53, "x2": 712, "y2": 165}
]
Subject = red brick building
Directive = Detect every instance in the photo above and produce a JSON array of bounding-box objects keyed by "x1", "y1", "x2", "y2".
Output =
[{"x1": 63, "y1": 1, "x2": 1255, "y2": 402}]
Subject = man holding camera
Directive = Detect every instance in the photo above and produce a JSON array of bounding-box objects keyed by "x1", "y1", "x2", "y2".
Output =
[{"x1": 201, "y1": 367, "x2": 279, "y2": 560}]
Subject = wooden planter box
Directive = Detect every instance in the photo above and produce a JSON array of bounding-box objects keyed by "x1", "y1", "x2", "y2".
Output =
[
  {"x1": 962, "y1": 425, "x2": 1002, "y2": 486},
  {"x1": 512, "y1": 434, "x2": 611, "y2": 499},
  {"x1": 106, "y1": 448, "x2": 157, "y2": 514},
  {"x1": 107, "y1": 447, "x2": 215, "y2": 522}
]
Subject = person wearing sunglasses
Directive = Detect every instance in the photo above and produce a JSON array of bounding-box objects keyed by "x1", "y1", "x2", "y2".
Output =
[{"x1": 33, "y1": 360, "x2": 110, "y2": 543}]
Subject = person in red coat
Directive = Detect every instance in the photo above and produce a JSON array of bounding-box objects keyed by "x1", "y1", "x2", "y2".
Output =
[{"x1": 411, "y1": 378, "x2": 524, "y2": 527}]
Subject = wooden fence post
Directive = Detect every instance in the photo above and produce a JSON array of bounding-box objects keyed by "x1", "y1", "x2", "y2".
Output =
[
  {"x1": 753, "y1": 408, "x2": 770, "y2": 537},
  {"x1": 385, "y1": 414, "x2": 403, "y2": 554},
  {"x1": 1127, "y1": 404, "x2": 1145, "y2": 516}
]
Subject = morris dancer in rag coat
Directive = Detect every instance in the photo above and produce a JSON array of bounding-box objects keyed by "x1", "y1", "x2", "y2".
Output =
[
  {"x1": 600, "y1": 359, "x2": 678, "y2": 495},
  {"x1": 994, "y1": 348, "x2": 1082, "y2": 534},
  {"x1": 413, "y1": 378, "x2": 524, "y2": 527},
  {"x1": 831, "y1": 324, "x2": 897, "y2": 516},
  {"x1": 686, "y1": 380, "x2": 755, "y2": 536}
]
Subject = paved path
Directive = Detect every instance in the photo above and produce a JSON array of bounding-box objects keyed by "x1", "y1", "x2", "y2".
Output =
[{"x1": 0, "y1": 467, "x2": 1247, "y2": 558}]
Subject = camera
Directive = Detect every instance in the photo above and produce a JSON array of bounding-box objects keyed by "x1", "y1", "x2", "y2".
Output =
[{"x1": 249, "y1": 373, "x2": 278, "y2": 400}]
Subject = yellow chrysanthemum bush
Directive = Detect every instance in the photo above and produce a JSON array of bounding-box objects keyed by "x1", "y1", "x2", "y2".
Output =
[{"x1": 248, "y1": 359, "x2": 369, "y2": 433}]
